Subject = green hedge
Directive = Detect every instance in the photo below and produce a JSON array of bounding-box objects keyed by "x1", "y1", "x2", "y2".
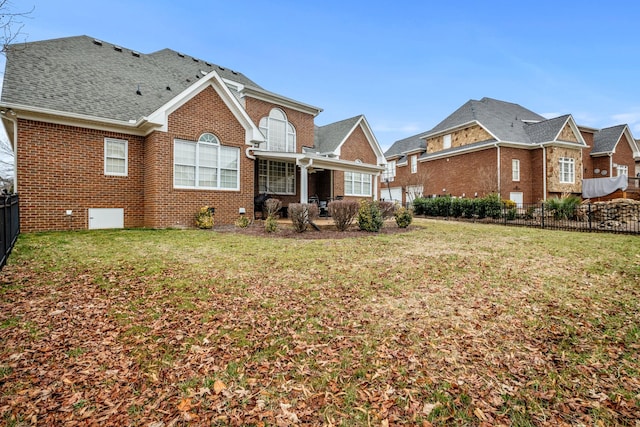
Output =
[{"x1": 413, "y1": 193, "x2": 503, "y2": 219}]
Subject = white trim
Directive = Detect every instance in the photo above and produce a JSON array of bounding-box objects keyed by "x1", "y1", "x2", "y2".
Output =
[
  {"x1": 104, "y1": 137, "x2": 128, "y2": 176},
  {"x1": 146, "y1": 70, "x2": 265, "y2": 146},
  {"x1": 241, "y1": 85, "x2": 323, "y2": 117}
]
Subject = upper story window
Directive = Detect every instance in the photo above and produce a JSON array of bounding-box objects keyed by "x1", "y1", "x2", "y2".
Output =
[
  {"x1": 616, "y1": 164, "x2": 628, "y2": 176},
  {"x1": 512, "y1": 159, "x2": 520, "y2": 181},
  {"x1": 411, "y1": 155, "x2": 417, "y2": 174},
  {"x1": 381, "y1": 160, "x2": 396, "y2": 182},
  {"x1": 443, "y1": 134, "x2": 452, "y2": 149},
  {"x1": 104, "y1": 138, "x2": 128, "y2": 176},
  {"x1": 559, "y1": 157, "x2": 575, "y2": 184},
  {"x1": 173, "y1": 133, "x2": 240, "y2": 190},
  {"x1": 259, "y1": 108, "x2": 296, "y2": 152}
]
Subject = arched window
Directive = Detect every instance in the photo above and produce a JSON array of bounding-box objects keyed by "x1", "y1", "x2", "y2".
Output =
[
  {"x1": 173, "y1": 133, "x2": 240, "y2": 190},
  {"x1": 259, "y1": 108, "x2": 296, "y2": 152}
]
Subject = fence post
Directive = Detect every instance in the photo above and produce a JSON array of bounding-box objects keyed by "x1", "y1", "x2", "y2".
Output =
[
  {"x1": 541, "y1": 203, "x2": 545, "y2": 229},
  {"x1": 588, "y1": 203, "x2": 592, "y2": 232}
]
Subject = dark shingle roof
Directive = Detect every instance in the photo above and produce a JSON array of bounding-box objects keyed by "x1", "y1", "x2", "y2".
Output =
[
  {"x1": 384, "y1": 132, "x2": 426, "y2": 158},
  {"x1": 524, "y1": 114, "x2": 571, "y2": 144},
  {"x1": 312, "y1": 115, "x2": 362, "y2": 153},
  {"x1": 592, "y1": 125, "x2": 626, "y2": 154},
  {"x1": 424, "y1": 97, "x2": 546, "y2": 142},
  {"x1": 1, "y1": 35, "x2": 261, "y2": 122}
]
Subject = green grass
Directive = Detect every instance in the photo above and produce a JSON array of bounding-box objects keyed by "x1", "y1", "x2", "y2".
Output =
[{"x1": 0, "y1": 220, "x2": 639, "y2": 425}]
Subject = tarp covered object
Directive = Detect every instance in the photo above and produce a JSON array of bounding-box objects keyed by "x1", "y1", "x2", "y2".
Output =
[{"x1": 582, "y1": 175, "x2": 628, "y2": 198}]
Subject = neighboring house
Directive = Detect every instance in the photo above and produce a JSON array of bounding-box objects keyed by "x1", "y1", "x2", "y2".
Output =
[
  {"x1": 383, "y1": 97, "x2": 640, "y2": 206},
  {"x1": 0, "y1": 36, "x2": 386, "y2": 232}
]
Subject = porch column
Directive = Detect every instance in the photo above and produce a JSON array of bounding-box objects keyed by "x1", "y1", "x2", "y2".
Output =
[
  {"x1": 299, "y1": 165, "x2": 309, "y2": 203},
  {"x1": 373, "y1": 174, "x2": 379, "y2": 200}
]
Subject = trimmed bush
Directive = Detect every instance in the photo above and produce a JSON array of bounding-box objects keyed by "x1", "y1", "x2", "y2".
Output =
[
  {"x1": 264, "y1": 216, "x2": 278, "y2": 233},
  {"x1": 357, "y1": 200, "x2": 384, "y2": 232},
  {"x1": 235, "y1": 215, "x2": 250, "y2": 228},
  {"x1": 328, "y1": 199, "x2": 359, "y2": 231},
  {"x1": 195, "y1": 206, "x2": 214, "y2": 229},
  {"x1": 264, "y1": 198, "x2": 282, "y2": 218},
  {"x1": 394, "y1": 207, "x2": 413, "y2": 228},
  {"x1": 288, "y1": 203, "x2": 319, "y2": 233}
]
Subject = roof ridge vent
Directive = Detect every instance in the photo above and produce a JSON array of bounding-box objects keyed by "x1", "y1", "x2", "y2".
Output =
[
  {"x1": 113, "y1": 45, "x2": 123, "y2": 52},
  {"x1": 218, "y1": 66, "x2": 225, "y2": 71},
  {"x1": 131, "y1": 51, "x2": 140, "y2": 58},
  {"x1": 177, "y1": 52, "x2": 185, "y2": 58},
  {"x1": 93, "y1": 39, "x2": 103, "y2": 46},
  {"x1": 192, "y1": 57, "x2": 199, "y2": 62}
]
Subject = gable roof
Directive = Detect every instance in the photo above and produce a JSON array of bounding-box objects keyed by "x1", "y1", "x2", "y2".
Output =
[
  {"x1": 422, "y1": 97, "x2": 546, "y2": 143},
  {"x1": 384, "y1": 132, "x2": 426, "y2": 159},
  {"x1": 384, "y1": 97, "x2": 591, "y2": 160},
  {"x1": 592, "y1": 124, "x2": 629, "y2": 155},
  {"x1": 1, "y1": 35, "x2": 321, "y2": 126},
  {"x1": 524, "y1": 114, "x2": 572, "y2": 144},
  {"x1": 310, "y1": 115, "x2": 386, "y2": 164},
  {"x1": 1, "y1": 36, "x2": 261, "y2": 122}
]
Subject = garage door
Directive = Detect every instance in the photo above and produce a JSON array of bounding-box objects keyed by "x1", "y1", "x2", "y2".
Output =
[
  {"x1": 381, "y1": 186, "x2": 402, "y2": 204},
  {"x1": 88, "y1": 208, "x2": 124, "y2": 229}
]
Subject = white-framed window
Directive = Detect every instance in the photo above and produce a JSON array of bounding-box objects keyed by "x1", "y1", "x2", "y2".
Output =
[
  {"x1": 104, "y1": 138, "x2": 128, "y2": 176},
  {"x1": 559, "y1": 157, "x2": 575, "y2": 184},
  {"x1": 258, "y1": 159, "x2": 296, "y2": 194},
  {"x1": 411, "y1": 155, "x2": 417, "y2": 174},
  {"x1": 443, "y1": 134, "x2": 452, "y2": 149},
  {"x1": 345, "y1": 161, "x2": 372, "y2": 196},
  {"x1": 381, "y1": 160, "x2": 396, "y2": 182},
  {"x1": 512, "y1": 159, "x2": 520, "y2": 181},
  {"x1": 616, "y1": 164, "x2": 628, "y2": 176},
  {"x1": 173, "y1": 133, "x2": 239, "y2": 190},
  {"x1": 259, "y1": 108, "x2": 296, "y2": 152}
]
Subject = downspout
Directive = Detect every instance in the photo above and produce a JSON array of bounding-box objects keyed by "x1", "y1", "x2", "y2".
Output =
[
  {"x1": 2, "y1": 114, "x2": 18, "y2": 192},
  {"x1": 496, "y1": 143, "x2": 501, "y2": 196},
  {"x1": 542, "y1": 145, "x2": 547, "y2": 201},
  {"x1": 609, "y1": 155, "x2": 613, "y2": 176}
]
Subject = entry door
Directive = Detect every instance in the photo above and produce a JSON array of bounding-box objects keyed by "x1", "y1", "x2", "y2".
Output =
[
  {"x1": 509, "y1": 192, "x2": 523, "y2": 208},
  {"x1": 88, "y1": 208, "x2": 124, "y2": 229}
]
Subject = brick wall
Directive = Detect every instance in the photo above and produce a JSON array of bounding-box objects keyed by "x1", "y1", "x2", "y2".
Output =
[
  {"x1": 17, "y1": 119, "x2": 145, "y2": 232},
  {"x1": 334, "y1": 125, "x2": 378, "y2": 200},
  {"x1": 500, "y1": 147, "x2": 535, "y2": 203},
  {"x1": 146, "y1": 85, "x2": 254, "y2": 228}
]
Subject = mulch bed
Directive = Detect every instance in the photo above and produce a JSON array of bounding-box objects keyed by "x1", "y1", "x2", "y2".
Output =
[{"x1": 214, "y1": 220, "x2": 414, "y2": 239}]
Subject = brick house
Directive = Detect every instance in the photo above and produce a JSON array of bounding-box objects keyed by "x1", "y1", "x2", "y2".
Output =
[
  {"x1": 382, "y1": 97, "x2": 640, "y2": 206},
  {"x1": 0, "y1": 36, "x2": 386, "y2": 232}
]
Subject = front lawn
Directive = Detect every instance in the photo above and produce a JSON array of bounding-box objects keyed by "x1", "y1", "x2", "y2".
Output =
[{"x1": 1, "y1": 220, "x2": 639, "y2": 426}]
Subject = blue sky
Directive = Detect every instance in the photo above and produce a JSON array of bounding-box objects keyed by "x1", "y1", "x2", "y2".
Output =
[{"x1": 5, "y1": 0, "x2": 640, "y2": 151}]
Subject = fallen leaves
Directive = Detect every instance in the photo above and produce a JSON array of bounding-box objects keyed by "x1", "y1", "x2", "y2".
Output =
[{"x1": 1, "y1": 225, "x2": 639, "y2": 425}]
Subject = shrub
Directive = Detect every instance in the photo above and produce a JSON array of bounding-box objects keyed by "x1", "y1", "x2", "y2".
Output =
[
  {"x1": 328, "y1": 199, "x2": 359, "y2": 231},
  {"x1": 394, "y1": 207, "x2": 413, "y2": 228},
  {"x1": 264, "y1": 198, "x2": 282, "y2": 218},
  {"x1": 288, "y1": 203, "x2": 319, "y2": 233},
  {"x1": 264, "y1": 216, "x2": 278, "y2": 233},
  {"x1": 460, "y1": 198, "x2": 476, "y2": 218},
  {"x1": 235, "y1": 215, "x2": 250, "y2": 228},
  {"x1": 378, "y1": 201, "x2": 396, "y2": 219},
  {"x1": 545, "y1": 195, "x2": 581, "y2": 220},
  {"x1": 451, "y1": 198, "x2": 464, "y2": 218},
  {"x1": 357, "y1": 200, "x2": 384, "y2": 232},
  {"x1": 195, "y1": 206, "x2": 214, "y2": 229},
  {"x1": 476, "y1": 193, "x2": 502, "y2": 219},
  {"x1": 412, "y1": 197, "x2": 428, "y2": 215}
]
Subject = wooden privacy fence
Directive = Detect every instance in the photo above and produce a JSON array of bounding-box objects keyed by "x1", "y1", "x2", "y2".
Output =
[{"x1": 0, "y1": 194, "x2": 20, "y2": 270}]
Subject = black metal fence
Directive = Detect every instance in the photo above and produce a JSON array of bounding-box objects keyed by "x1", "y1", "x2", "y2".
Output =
[
  {"x1": 415, "y1": 199, "x2": 640, "y2": 235},
  {"x1": 0, "y1": 194, "x2": 20, "y2": 269}
]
